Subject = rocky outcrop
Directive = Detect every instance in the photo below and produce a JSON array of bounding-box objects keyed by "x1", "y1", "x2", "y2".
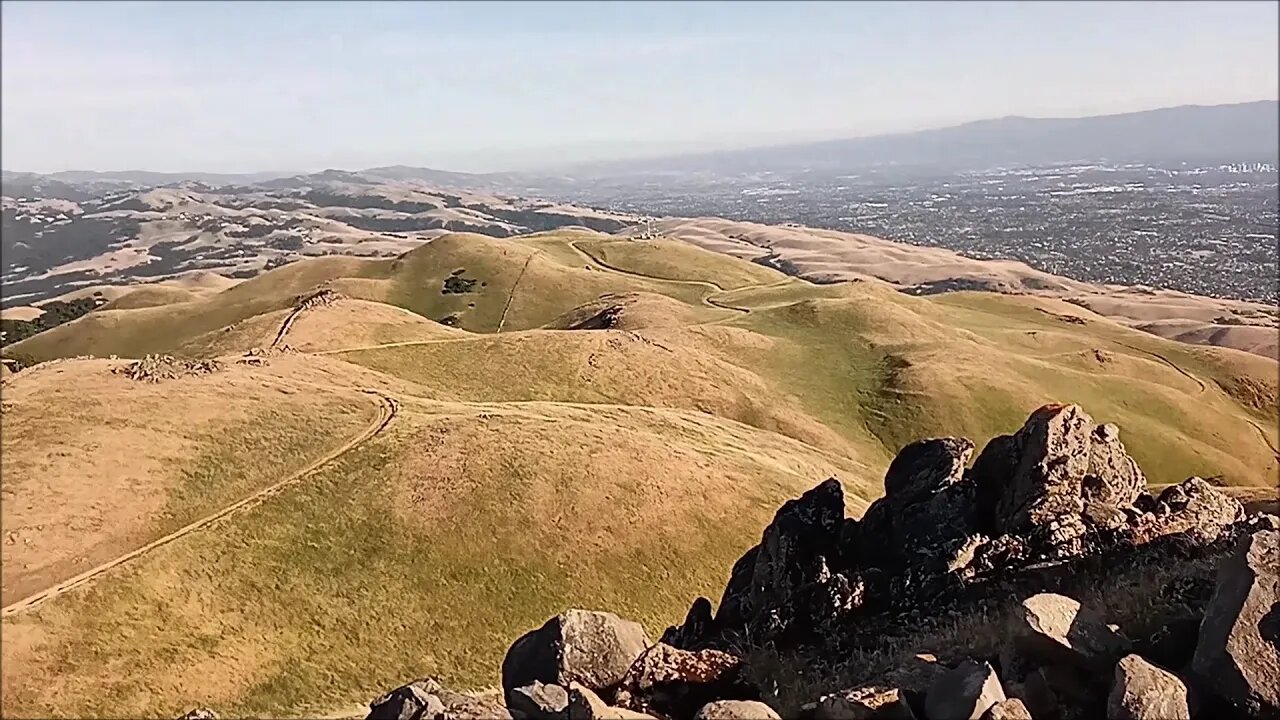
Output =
[
  {"x1": 356, "y1": 404, "x2": 1275, "y2": 720},
  {"x1": 503, "y1": 610, "x2": 651, "y2": 706},
  {"x1": 1192, "y1": 529, "x2": 1279, "y2": 716},
  {"x1": 1107, "y1": 654, "x2": 1190, "y2": 720},
  {"x1": 682, "y1": 404, "x2": 1249, "y2": 652}
]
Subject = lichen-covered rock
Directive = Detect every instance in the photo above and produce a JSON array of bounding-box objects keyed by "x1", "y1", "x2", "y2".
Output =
[
  {"x1": 693, "y1": 700, "x2": 781, "y2": 719},
  {"x1": 1106, "y1": 654, "x2": 1190, "y2": 720},
  {"x1": 1017, "y1": 593, "x2": 1132, "y2": 677},
  {"x1": 614, "y1": 644, "x2": 759, "y2": 720},
  {"x1": 1192, "y1": 529, "x2": 1280, "y2": 716},
  {"x1": 923, "y1": 659, "x2": 1006, "y2": 720},
  {"x1": 503, "y1": 610, "x2": 651, "y2": 706}
]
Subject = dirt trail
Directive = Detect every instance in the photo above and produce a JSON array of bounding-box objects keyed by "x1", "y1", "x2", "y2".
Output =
[
  {"x1": 496, "y1": 253, "x2": 536, "y2": 333},
  {"x1": 271, "y1": 304, "x2": 307, "y2": 348},
  {"x1": 567, "y1": 240, "x2": 752, "y2": 314},
  {"x1": 1, "y1": 388, "x2": 398, "y2": 618},
  {"x1": 1111, "y1": 341, "x2": 1278, "y2": 459},
  {"x1": 1115, "y1": 341, "x2": 1207, "y2": 392}
]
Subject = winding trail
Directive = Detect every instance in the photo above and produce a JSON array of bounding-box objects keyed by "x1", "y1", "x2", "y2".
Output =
[
  {"x1": 1, "y1": 388, "x2": 398, "y2": 618},
  {"x1": 1110, "y1": 340, "x2": 1278, "y2": 459},
  {"x1": 567, "y1": 240, "x2": 753, "y2": 314},
  {"x1": 1114, "y1": 341, "x2": 1207, "y2": 393}
]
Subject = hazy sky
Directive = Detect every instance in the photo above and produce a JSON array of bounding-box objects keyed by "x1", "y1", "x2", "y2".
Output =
[{"x1": 3, "y1": 0, "x2": 1277, "y2": 174}]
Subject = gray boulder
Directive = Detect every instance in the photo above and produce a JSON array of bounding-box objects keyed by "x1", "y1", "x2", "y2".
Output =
[
  {"x1": 1106, "y1": 654, "x2": 1190, "y2": 720},
  {"x1": 1017, "y1": 593, "x2": 1132, "y2": 677},
  {"x1": 502, "y1": 609, "x2": 651, "y2": 705},
  {"x1": 368, "y1": 679, "x2": 448, "y2": 720},
  {"x1": 923, "y1": 660, "x2": 1006, "y2": 720},
  {"x1": 1192, "y1": 529, "x2": 1280, "y2": 715}
]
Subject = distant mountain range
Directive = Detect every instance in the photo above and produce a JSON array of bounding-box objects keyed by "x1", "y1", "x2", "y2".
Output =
[{"x1": 4, "y1": 101, "x2": 1276, "y2": 193}]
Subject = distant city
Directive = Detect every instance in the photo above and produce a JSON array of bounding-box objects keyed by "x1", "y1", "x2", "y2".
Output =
[{"x1": 557, "y1": 162, "x2": 1280, "y2": 304}]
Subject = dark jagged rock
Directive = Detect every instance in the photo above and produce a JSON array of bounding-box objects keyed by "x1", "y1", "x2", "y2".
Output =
[
  {"x1": 503, "y1": 610, "x2": 651, "y2": 706},
  {"x1": 857, "y1": 438, "x2": 979, "y2": 576},
  {"x1": 714, "y1": 478, "x2": 851, "y2": 643},
  {"x1": 614, "y1": 644, "x2": 760, "y2": 720},
  {"x1": 662, "y1": 597, "x2": 715, "y2": 650},
  {"x1": 1107, "y1": 654, "x2": 1190, "y2": 720},
  {"x1": 1192, "y1": 529, "x2": 1280, "y2": 716},
  {"x1": 923, "y1": 659, "x2": 1005, "y2": 720}
]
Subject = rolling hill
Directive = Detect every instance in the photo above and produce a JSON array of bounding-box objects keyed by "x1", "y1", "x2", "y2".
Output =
[{"x1": 1, "y1": 229, "x2": 1276, "y2": 717}]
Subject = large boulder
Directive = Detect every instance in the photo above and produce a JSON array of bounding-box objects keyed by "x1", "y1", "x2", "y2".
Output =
[
  {"x1": 1192, "y1": 529, "x2": 1280, "y2": 715},
  {"x1": 923, "y1": 659, "x2": 1006, "y2": 720},
  {"x1": 972, "y1": 405, "x2": 1143, "y2": 537},
  {"x1": 503, "y1": 610, "x2": 651, "y2": 705},
  {"x1": 614, "y1": 644, "x2": 760, "y2": 720},
  {"x1": 1017, "y1": 593, "x2": 1132, "y2": 677},
  {"x1": 1106, "y1": 654, "x2": 1190, "y2": 720}
]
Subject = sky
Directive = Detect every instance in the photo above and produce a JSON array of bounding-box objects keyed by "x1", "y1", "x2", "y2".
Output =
[{"x1": 2, "y1": 0, "x2": 1277, "y2": 174}]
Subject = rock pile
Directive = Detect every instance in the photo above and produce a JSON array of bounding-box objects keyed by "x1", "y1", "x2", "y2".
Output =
[
  {"x1": 190, "y1": 403, "x2": 1280, "y2": 720},
  {"x1": 112, "y1": 354, "x2": 222, "y2": 382}
]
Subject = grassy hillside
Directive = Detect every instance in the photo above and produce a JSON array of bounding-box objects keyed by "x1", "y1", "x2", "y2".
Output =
[{"x1": 2, "y1": 229, "x2": 1276, "y2": 717}]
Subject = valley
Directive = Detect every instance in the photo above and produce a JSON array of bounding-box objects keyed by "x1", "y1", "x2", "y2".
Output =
[{"x1": 1, "y1": 228, "x2": 1276, "y2": 717}]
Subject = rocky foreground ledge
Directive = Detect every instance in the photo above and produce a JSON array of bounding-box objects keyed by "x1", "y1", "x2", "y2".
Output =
[{"x1": 180, "y1": 404, "x2": 1279, "y2": 720}]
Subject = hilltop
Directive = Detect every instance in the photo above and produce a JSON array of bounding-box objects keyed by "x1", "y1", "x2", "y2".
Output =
[{"x1": 1, "y1": 228, "x2": 1276, "y2": 717}]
